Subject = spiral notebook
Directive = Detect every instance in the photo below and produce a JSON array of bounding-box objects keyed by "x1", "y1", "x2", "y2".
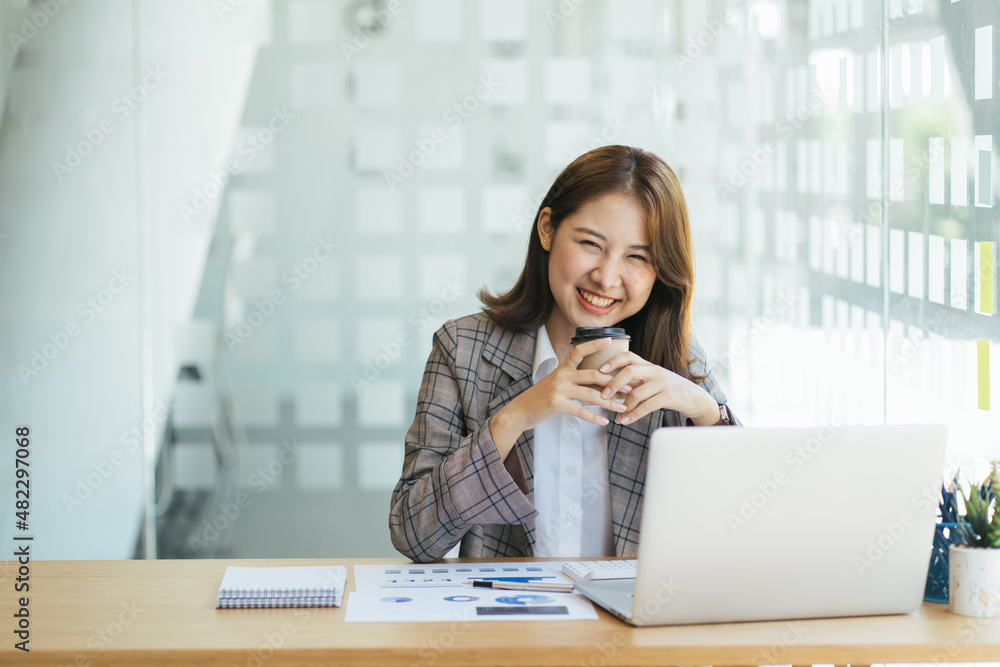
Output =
[{"x1": 216, "y1": 565, "x2": 347, "y2": 609}]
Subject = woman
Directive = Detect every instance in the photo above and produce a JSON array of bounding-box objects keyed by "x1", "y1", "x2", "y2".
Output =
[{"x1": 389, "y1": 145, "x2": 738, "y2": 564}]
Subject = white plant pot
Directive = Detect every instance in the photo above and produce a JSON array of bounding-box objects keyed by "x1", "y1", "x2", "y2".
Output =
[{"x1": 949, "y1": 544, "x2": 1000, "y2": 617}]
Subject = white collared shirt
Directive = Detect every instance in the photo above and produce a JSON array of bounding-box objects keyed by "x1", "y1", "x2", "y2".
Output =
[{"x1": 531, "y1": 324, "x2": 615, "y2": 558}]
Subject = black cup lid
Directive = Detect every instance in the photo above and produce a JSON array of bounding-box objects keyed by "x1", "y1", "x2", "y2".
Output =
[{"x1": 570, "y1": 327, "x2": 630, "y2": 345}]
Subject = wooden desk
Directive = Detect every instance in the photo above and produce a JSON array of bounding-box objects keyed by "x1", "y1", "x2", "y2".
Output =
[{"x1": 2, "y1": 558, "x2": 998, "y2": 666}]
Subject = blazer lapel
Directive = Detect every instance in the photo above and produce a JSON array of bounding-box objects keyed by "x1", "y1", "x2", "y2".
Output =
[
  {"x1": 482, "y1": 325, "x2": 538, "y2": 554},
  {"x1": 606, "y1": 413, "x2": 659, "y2": 557},
  {"x1": 480, "y1": 324, "x2": 535, "y2": 381}
]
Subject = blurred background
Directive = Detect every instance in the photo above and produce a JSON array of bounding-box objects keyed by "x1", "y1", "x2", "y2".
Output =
[{"x1": 0, "y1": 0, "x2": 996, "y2": 561}]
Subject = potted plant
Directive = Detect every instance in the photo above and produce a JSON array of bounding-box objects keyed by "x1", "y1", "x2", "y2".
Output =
[{"x1": 949, "y1": 461, "x2": 1000, "y2": 617}]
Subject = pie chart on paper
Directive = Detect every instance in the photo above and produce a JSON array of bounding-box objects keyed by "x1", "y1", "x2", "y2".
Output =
[{"x1": 494, "y1": 594, "x2": 554, "y2": 606}]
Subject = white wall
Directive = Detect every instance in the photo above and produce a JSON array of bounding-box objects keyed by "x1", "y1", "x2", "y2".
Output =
[{"x1": 0, "y1": 0, "x2": 268, "y2": 559}]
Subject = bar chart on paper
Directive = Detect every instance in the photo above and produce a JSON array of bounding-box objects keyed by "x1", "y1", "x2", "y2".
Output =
[{"x1": 352, "y1": 561, "x2": 567, "y2": 589}]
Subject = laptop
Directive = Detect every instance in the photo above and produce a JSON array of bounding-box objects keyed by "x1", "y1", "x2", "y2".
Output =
[{"x1": 574, "y1": 424, "x2": 947, "y2": 626}]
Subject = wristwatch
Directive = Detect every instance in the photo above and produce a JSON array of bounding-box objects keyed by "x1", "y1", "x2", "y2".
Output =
[
  {"x1": 716, "y1": 403, "x2": 735, "y2": 426},
  {"x1": 684, "y1": 403, "x2": 737, "y2": 427}
]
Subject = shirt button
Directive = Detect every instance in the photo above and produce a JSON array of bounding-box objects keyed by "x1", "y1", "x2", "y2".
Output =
[
  {"x1": 566, "y1": 466, "x2": 576, "y2": 474},
  {"x1": 566, "y1": 417, "x2": 578, "y2": 428}
]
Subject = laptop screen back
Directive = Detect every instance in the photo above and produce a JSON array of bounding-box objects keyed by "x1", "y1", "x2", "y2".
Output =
[{"x1": 630, "y1": 424, "x2": 947, "y2": 625}]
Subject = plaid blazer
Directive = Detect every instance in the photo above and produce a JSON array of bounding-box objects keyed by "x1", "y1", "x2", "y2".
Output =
[{"x1": 389, "y1": 312, "x2": 735, "y2": 563}]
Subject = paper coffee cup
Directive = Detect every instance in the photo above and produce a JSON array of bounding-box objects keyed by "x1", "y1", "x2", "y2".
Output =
[{"x1": 571, "y1": 327, "x2": 630, "y2": 403}]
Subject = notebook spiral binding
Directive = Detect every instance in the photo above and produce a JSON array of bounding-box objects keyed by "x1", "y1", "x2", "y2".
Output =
[
  {"x1": 218, "y1": 586, "x2": 340, "y2": 599},
  {"x1": 216, "y1": 596, "x2": 342, "y2": 609}
]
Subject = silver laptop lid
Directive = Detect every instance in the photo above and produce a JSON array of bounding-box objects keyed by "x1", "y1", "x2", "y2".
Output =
[{"x1": 630, "y1": 424, "x2": 947, "y2": 626}]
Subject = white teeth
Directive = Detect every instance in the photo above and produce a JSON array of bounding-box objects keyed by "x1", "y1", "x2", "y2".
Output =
[{"x1": 579, "y1": 289, "x2": 615, "y2": 308}]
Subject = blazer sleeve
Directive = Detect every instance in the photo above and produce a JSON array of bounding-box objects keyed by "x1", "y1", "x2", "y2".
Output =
[
  {"x1": 389, "y1": 321, "x2": 537, "y2": 563},
  {"x1": 686, "y1": 337, "x2": 742, "y2": 426}
]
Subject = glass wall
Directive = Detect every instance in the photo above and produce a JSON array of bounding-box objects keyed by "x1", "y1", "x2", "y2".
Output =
[
  {"x1": 882, "y1": 0, "x2": 998, "y2": 467},
  {"x1": 0, "y1": 0, "x2": 995, "y2": 561},
  {"x1": 716, "y1": 0, "x2": 998, "y2": 471}
]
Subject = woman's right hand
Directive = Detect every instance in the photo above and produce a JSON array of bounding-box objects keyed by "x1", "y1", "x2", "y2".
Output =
[{"x1": 499, "y1": 337, "x2": 629, "y2": 434}]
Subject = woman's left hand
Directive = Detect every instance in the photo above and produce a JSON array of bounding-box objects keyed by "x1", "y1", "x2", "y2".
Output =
[{"x1": 597, "y1": 351, "x2": 720, "y2": 426}]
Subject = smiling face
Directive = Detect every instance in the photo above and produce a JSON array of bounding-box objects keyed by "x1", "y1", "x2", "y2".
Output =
[{"x1": 538, "y1": 192, "x2": 658, "y2": 353}]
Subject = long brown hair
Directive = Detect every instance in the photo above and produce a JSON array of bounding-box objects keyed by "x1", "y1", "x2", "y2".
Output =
[{"x1": 478, "y1": 145, "x2": 701, "y2": 380}]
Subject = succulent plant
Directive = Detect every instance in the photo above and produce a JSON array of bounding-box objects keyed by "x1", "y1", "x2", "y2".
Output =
[{"x1": 954, "y1": 460, "x2": 1000, "y2": 549}]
